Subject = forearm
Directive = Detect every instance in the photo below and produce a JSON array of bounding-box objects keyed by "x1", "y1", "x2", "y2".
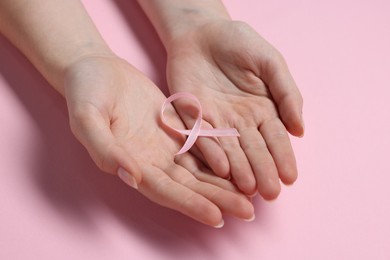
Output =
[
  {"x1": 136, "y1": 0, "x2": 230, "y2": 47},
  {"x1": 0, "y1": 0, "x2": 113, "y2": 95}
]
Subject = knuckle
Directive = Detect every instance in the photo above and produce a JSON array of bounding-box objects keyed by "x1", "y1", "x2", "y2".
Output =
[
  {"x1": 269, "y1": 130, "x2": 288, "y2": 140},
  {"x1": 262, "y1": 118, "x2": 288, "y2": 139},
  {"x1": 231, "y1": 20, "x2": 252, "y2": 33},
  {"x1": 242, "y1": 139, "x2": 267, "y2": 152}
]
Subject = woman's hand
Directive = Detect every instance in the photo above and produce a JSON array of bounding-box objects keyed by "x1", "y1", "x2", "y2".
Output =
[
  {"x1": 166, "y1": 20, "x2": 304, "y2": 199},
  {"x1": 64, "y1": 55, "x2": 255, "y2": 227}
]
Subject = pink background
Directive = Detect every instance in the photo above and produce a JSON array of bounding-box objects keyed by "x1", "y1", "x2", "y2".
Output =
[{"x1": 1, "y1": 0, "x2": 389, "y2": 259}]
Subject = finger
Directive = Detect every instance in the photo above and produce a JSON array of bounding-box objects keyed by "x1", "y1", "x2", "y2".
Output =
[
  {"x1": 195, "y1": 132, "x2": 230, "y2": 178},
  {"x1": 219, "y1": 136, "x2": 257, "y2": 195},
  {"x1": 166, "y1": 164, "x2": 255, "y2": 221},
  {"x1": 138, "y1": 165, "x2": 224, "y2": 228},
  {"x1": 263, "y1": 55, "x2": 304, "y2": 137},
  {"x1": 174, "y1": 100, "x2": 230, "y2": 178},
  {"x1": 68, "y1": 104, "x2": 142, "y2": 184},
  {"x1": 238, "y1": 127, "x2": 281, "y2": 200},
  {"x1": 176, "y1": 153, "x2": 249, "y2": 196},
  {"x1": 259, "y1": 118, "x2": 298, "y2": 185}
]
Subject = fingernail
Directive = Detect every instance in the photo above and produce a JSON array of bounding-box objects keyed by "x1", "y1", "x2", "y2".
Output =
[
  {"x1": 214, "y1": 219, "x2": 225, "y2": 228},
  {"x1": 243, "y1": 214, "x2": 256, "y2": 222},
  {"x1": 117, "y1": 168, "x2": 138, "y2": 189}
]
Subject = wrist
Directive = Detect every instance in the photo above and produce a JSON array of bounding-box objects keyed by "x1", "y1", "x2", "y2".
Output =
[
  {"x1": 47, "y1": 43, "x2": 115, "y2": 96},
  {"x1": 137, "y1": 0, "x2": 231, "y2": 48},
  {"x1": 169, "y1": 12, "x2": 230, "y2": 42},
  {"x1": 165, "y1": 17, "x2": 233, "y2": 58}
]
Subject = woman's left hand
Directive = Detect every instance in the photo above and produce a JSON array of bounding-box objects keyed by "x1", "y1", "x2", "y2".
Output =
[{"x1": 166, "y1": 20, "x2": 304, "y2": 199}]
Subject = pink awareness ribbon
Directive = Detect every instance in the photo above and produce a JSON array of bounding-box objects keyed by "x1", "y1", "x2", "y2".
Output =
[{"x1": 161, "y1": 92, "x2": 240, "y2": 155}]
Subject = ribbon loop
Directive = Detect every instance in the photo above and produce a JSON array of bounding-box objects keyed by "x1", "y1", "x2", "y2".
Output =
[{"x1": 161, "y1": 92, "x2": 240, "y2": 155}]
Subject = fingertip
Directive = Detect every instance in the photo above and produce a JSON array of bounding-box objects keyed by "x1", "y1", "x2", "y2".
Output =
[
  {"x1": 284, "y1": 112, "x2": 305, "y2": 138},
  {"x1": 111, "y1": 146, "x2": 143, "y2": 184},
  {"x1": 213, "y1": 219, "x2": 225, "y2": 228},
  {"x1": 124, "y1": 155, "x2": 143, "y2": 185},
  {"x1": 243, "y1": 214, "x2": 256, "y2": 222},
  {"x1": 240, "y1": 201, "x2": 256, "y2": 221},
  {"x1": 276, "y1": 91, "x2": 304, "y2": 138},
  {"x1": 228, "y1": 193, "x2": 255, "y2": 221},
  {"x1": 262, "y1": 191, "x2": 280, "y2": 201},
  {"x1": 248, "y1": 191, "x2": 258, "y2": 198},
  {"x1": 279, "y1": 155, "x2": 299, "y2": 186},
  {"x1": 178, "y1": 190, "x2": 223, "y2": 228},
  {"x1": 197, "y1": 138, "x2": 231, "y2": 179},
  {"x1": 197, "y1": 204, "x2": 224, "y2": 228},
  {"x1": 117, "y1": 167, "x2": 138, "y2": 189},
  {"x1": 212, "y1": 156, "x2": 231, "y2": 179},
  {"x1": 234, "y1": 176, "x2": 257, "y2": 197},
  {"x1": 299, "y1": 116, "x2": 305, "y2": 138},
  {"x1": 258, "y1": 179, "x2": 281, "y2": 201},
  {"x1": 280, "y1": 172, "x2": 298, "y2": 186}
]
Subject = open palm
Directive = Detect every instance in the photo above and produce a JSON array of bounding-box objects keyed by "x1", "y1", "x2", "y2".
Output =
[
  {"x1": 167, "y1": 21, "x2": 304, "y2": 199},
  {"x1": 64, "y1": 55, "x2": 254, "y2": 226}
]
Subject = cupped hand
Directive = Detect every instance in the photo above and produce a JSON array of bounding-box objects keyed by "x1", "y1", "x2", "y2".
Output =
[
  {"x1": 166, "y1": 20, "x2": 304, "y2": 199},
  {"x1": 62, "y1": 55, "x2": 254, "y2": 227}
]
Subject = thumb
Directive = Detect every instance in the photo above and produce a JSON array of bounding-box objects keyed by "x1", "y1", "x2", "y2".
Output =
[
  {"x1": 265, "y1": 56, "x2": 304, "y2": 137},
  {"x1": 68, "y1": 104, "x2": 142, "y2": 188}
]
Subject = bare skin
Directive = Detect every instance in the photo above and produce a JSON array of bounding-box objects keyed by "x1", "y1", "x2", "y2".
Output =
[
  {"x1": 0, "y1": 0, "x2": 254, "y2": 227},
  {"x1": 0, "y1": 0, "x2": 304, "y2": 226},
  {"x1": 64, "y1": 55, "x2": 255, "y2": 226},
  {"x1": 137, "y1": 1, "x2": 304, "y2": 199}
]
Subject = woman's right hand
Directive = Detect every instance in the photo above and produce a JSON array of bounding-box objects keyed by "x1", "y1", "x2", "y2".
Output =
[{"x1": 63, "y1": 55, "x2": 255, "y2": 227}]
